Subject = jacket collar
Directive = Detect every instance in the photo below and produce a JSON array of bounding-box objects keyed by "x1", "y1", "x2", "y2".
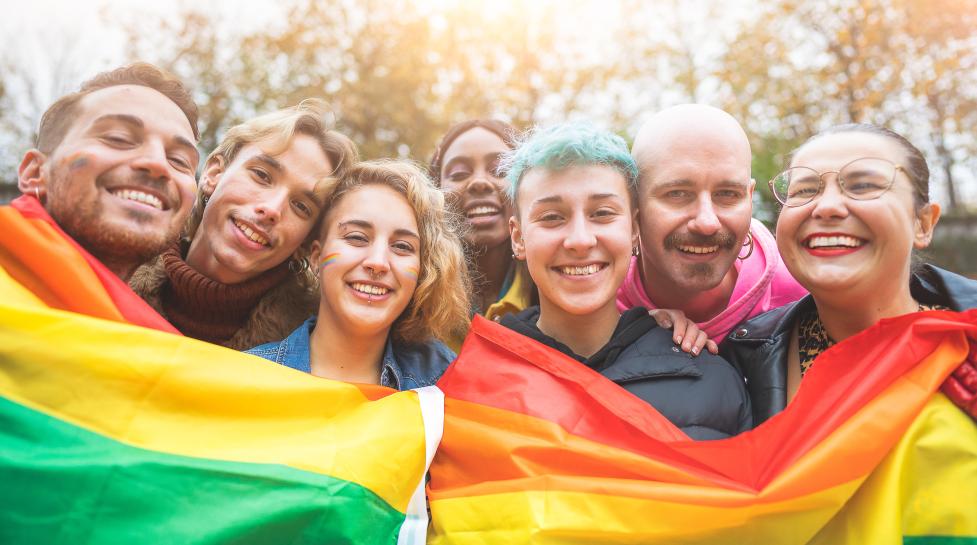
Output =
[
  {"x1": 724, "y1": 296, "x2": 814, "y2": 344},
  {"x1": 913, "y1": 264, "x2": 977, "y2": 311},
  {"x1": 276, "y1": 317, "x2": 404, "y2": 389},
  {"x1": 725, "y1": 264, "x2": 977, "y2": 345}
]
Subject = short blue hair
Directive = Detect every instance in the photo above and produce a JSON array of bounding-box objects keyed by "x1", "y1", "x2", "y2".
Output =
[{"x1": 503, "y1": 121, "x2": 639, "y2": 204}]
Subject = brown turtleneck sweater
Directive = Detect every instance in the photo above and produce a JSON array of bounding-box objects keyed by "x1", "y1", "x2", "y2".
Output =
[{"x1": 159, "y1": 243, "x2": 290, "y2": 345}]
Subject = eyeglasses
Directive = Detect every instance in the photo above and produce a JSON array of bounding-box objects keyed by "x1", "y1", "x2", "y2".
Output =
[{"x1": 768, "y1": 157, "x2": 905, "y2": 207}]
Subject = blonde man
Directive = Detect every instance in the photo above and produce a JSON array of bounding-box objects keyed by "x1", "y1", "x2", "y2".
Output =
[{"x1": 131, "y1": 100, "x2": 358, "y2": 349}]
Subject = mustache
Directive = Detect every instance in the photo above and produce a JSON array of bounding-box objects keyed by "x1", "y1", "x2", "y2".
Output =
[{"x1": 664, "y1": 231, "x2": 738, "y2": 250}]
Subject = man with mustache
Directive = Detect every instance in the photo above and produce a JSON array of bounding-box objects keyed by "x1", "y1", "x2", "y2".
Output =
[{"x1": 617, "y1": 104, "x2": 806, "y2": 342}]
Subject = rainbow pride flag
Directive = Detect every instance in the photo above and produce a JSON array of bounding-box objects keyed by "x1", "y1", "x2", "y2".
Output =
[
  {"x1": 429, "y1": 315, "x2": 977, "y2": 544},
  {"x1": 0, "y1": 198, "x2": 442, "y2": 544}
]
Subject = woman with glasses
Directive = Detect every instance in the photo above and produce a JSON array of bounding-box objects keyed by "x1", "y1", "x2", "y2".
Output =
[{"x1": 722, "y1": 123, "x2": 977, "y2": 425}]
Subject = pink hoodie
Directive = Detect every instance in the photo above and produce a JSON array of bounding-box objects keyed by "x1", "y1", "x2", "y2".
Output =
[{"x1": 616, "y1": 219, "x2": 807, "y2": 340}]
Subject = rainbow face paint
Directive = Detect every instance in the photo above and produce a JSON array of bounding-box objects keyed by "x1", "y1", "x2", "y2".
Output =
[
  {"x1": 67, "y1": 151, "x2": 89, "y2": 171},
  {"x1": 320, "y1": 253, "x2": 341, "y2": 269},
  {"x1": 405, "y1": 267, "x2": 419, "y2": 281}
]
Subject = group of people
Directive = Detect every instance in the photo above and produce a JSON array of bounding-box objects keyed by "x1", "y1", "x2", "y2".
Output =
[{"x1": 6, "y1": 62, "x2": 977, "y2": 447}]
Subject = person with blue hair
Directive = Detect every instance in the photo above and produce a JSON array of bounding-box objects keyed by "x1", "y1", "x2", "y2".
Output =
[{"x1": 498, "y1": 121, "x2": 752, "y2": 439}]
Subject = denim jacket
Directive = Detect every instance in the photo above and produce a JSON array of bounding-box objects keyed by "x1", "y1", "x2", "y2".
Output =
[{"x1": 246, "y1": 317, "x2": 455, "y2": 390}]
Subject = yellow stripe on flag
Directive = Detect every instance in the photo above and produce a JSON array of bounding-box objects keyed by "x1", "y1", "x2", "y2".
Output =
[
  {"x1": 0, "y1": 274, "x2": 427, "y2": 512},
  {"x1": 811, "y1": 395, "x2": 977, "y2": 543}
]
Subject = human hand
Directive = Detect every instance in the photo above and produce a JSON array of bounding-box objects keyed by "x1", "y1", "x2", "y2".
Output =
[
  {"x1": 941, "y1": 343, "x2": 977, "y2": 422},
  {"x1": 648, "y1": 308, "x2": 719, "y2": 356}
]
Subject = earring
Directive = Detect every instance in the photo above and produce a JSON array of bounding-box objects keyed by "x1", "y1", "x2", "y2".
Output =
[
  {"x1": 632, "y1": 246, "x2": 639, "y2": 257},
  {"x1": 737, "y1": 231, "x2": 755, "y2": 261},
  {"x1": 33, "y1": 187, "x2": 41, "y2": 201}
]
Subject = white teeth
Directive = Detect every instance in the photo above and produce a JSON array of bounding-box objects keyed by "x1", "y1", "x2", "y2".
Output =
[
  {"x1": 559, "y1": 264, "x2": 602, "y2": 276},
  {"x1": 233, "y1": 219, "x2": 270, "y2": 246},
  {"x1": 351, "y1": 282, "x2": 389, "y2": 295},
  {"x1": 677, "y1": 245, "x2": 719, "y2": 254},
  {"x1": 807, "y1": 235, "x2": 863, "y2": 249},
  {"x1": 112, "y1": 189, "x2": 163, "y2": 210},
  {"x1": 467, "y1": 206, "x2": 500, "y2": 217}
]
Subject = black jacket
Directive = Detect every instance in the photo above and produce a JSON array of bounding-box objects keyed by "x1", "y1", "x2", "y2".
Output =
[
  {"x1": 501, "y1": 306, "x2": 753, "y2": 440},
  {"x1": 721, "y1": 264, "x2": 977, "y2": 427}
]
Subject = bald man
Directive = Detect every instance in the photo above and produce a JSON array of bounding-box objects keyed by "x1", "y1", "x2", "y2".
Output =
[{"x1": 617, "y1": 104, "x2": 806, "y2": 341}]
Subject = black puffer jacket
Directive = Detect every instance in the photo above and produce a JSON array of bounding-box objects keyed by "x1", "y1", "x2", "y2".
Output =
[
  {"x1": 721, "y1": 264, "x2": 977, "y2": 427},
  {"x1": 501, "y1": 306, "x2": 753, "y2": 440}
]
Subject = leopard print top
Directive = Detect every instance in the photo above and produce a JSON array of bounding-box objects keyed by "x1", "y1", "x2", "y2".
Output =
[{"x1": 798, "y1": 303, "x2": 949, "y2": 377}]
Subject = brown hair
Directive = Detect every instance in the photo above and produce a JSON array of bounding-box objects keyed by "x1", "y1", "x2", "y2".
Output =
[
  {"x1": 428, "y1": 119, "x2": 519, "y2": 183},
  {"x1": 36, "y1": 62, "x2": 199, "y2": 153},
  {"x1": 320, "y1": 160, "x2": 472, "y2": 344}
]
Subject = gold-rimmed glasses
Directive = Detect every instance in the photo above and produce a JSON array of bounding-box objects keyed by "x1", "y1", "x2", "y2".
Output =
[{"x1": 769, "y1": 157, "x2": 905, "y2": 207}]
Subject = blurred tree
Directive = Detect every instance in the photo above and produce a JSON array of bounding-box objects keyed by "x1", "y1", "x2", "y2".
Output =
[
  {"x1": 116, "y1": 0, "x2": 631, "y2": 162},
  {"x1": 718, "y1": 0, "x2": 977, "y2": 212},
  {"x1": 898, "y1": 0, "x2": 977, "y2": 211}
]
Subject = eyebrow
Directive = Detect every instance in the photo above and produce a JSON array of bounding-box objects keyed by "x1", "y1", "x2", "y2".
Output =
[
  {"x1": 442, "y1": 156, "x2": 473, "y2": 170},
  {"x1": 653, "y1": 179, "x2": 696, "y2": 190},
  {"x1": 93, "y1": 113, "x2": 199, "y2": 164},
  {"x1": 93, "y1": 113, "x2": 144, "y2": 130},
  {"x1": 339, "y1": 220, "x2": 419, "y2": 240},
  {"x1": 444, "y1": 151, "x2": 501, "y2": 168},
  {"x1": 253, "y1": 153, "x2": 285, "y2": 173},
  {"x1": 532, "y1": 192, "x2": 622, "y2": 205}
]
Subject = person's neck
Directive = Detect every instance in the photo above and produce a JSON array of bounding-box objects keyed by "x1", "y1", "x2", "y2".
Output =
[
  {"x1": 101, "y1": 257, "x2": 140, "y2": 283},
  {"x1": 185, "y1": 238, "x2": 241, "y2": 284},
  {"x1": 639, "y1": 257, "x2": 737, "y2": 323},
  {"x1": 813, "y1": 277, "x2": 917, "y2": 344},
  {"x1": 308, "y1": 310, "x2": 388, "y2": 384},
  {"x1": 472, "y1": 241, "x2": 512, "y2": 311},
  {"x1": 535, "y1": 298, "x2": 621, "y2": 359}
]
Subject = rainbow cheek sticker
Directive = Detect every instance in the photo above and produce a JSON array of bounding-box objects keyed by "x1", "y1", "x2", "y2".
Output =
[
  {"x1": 405, "y1": 267, "x2": 419, "y2": 281},
  {"x1": 320, "y1": 253, "x2": 340, "y2": 269}
]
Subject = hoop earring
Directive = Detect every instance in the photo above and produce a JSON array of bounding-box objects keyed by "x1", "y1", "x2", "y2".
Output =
[
  {"x1": 34, "y1": 187, "x2": 41, "y2": 201},
  {"x1": 737, "y1": 231, "x2": 755, "y2": 261}
]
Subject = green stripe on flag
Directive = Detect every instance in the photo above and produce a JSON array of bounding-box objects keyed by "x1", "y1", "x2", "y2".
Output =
[
  {"x1": 0, "y1": 396, "x2": 404, "y2": 544},
  {"x1": 904, "y1": 538, "x2": 977, "y2": 545}
]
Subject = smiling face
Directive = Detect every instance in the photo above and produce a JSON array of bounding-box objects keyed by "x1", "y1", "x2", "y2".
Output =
[
  {"x1": 511, "y1": 164, "x2": 637, "y2": 317},
  {"x1": 776, "y1": 131, "x2": 937, "y2": 298},
  {"x1": 438, "y1": 127, "x2": 513, "y2": 249},
  {"x1": 313, "y1": 184, "x2": 421, "y2": 339},
  {"x1": 185, "y1": 134, "x2": 332, "y2": 284},
  {"x1": 636, "y1": 133, "x2": 755, "y2": 296},
  {"x1": 32, "y1": 84, "x2": 198, "y2": 273}
]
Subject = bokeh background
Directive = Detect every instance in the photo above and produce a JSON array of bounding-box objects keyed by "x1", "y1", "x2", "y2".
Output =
[{"x1": 2, "y1": 0, "x2": 975, "y2": 273}]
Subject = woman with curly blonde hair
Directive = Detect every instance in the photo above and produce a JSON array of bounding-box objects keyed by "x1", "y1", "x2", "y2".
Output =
[{"x1": 248, "y1": 160, "x2": 471, "y2": 389}]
